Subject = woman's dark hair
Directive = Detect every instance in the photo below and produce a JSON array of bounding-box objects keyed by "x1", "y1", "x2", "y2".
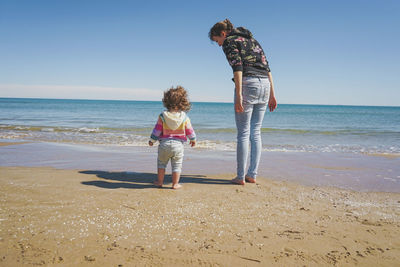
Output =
[
  {"x1": 163, "y1": 86, "x2": 191, "y2": 112},
  {"x1": 208, "y1": 18, "x2": 234, "y2": 41}
]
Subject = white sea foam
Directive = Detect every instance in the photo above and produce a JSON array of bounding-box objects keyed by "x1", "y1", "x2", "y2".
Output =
[
  {"x1": 15, "y1": 126, "x2": 28, "y2": 130},
  {"x1": 41, "y1": 128, "x2": 54, "y2": 132},
  {"x1": 1, "y1": 127, "x2": 400, "y2": 155},
  {"x1": 1, "y1": 124, "x2": 400, "y2": 155},
  {"x1": 78, "y1": 127, "x2": 99, "y2": 133}
]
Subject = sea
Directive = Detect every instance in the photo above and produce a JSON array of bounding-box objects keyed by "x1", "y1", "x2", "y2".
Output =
[{"x1": 1, "y1": 97, "x2": 399, "y2": 155}]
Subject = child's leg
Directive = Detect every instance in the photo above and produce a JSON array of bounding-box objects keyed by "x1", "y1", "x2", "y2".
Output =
[
  {"x1": 170, "y1": 141, "x2": 184, "y2": 189},
  {"x1": 156, "y1": 141, "x2": 170, "y2": 188},
  {"x1": 154, "y1": 168, "x2": 165, "y2": 187},
  {"x1": 171, "y1": 172, "x2": 182, "y2": 189}
]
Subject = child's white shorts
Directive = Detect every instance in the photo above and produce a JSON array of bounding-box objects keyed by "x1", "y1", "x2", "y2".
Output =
[{"x1": 157, "y1": 139, "x2": 184, "y2": 172}]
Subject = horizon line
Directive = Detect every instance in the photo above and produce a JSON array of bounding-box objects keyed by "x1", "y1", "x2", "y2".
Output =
[{"x1": 0, "y1": 96, "x2": 399, "y2": 108}]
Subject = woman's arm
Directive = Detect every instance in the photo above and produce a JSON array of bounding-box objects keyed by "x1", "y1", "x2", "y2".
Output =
[
  {"x1": 234, "y1": 71, "x2": 244, "y2": 113},
  {"x1": 267, "y1": 72, "x2": 277, "y2": 112},
  {"x1": 223, "y1": 39, "x2": 244, "y2": 113}
]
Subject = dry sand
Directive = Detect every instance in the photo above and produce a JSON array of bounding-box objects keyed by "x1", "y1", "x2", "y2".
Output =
[{"x1": 0, "y1": 166, "x2": 399, "y2": 266}]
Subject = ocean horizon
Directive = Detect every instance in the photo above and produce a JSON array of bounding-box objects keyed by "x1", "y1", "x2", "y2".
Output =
[{"x1": 1, "y1": 96, "x2": 399, "y2": 107}]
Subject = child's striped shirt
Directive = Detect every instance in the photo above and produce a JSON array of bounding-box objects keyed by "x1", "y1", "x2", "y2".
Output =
[{"x1": 150, "y1": 111, "x2": 196, "y2": 143}]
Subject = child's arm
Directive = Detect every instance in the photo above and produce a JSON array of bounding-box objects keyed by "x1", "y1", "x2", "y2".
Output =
[
  {"x1": 149, "y1": 116, "x2": 163, "y2": 146},
  {"x1": 185, "y1": 117, "x2": 196, "y2": 147}
]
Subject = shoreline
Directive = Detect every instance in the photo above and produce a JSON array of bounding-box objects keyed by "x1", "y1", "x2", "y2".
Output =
[
  {"x1": 0, "y1": 166, "x2": 399, "y2": 266},
  {"x1": 1, "y1": 140, "x2": 399, "y2": 193},
  {"x1": 0, "y1": 141, "x2": 30, "y2": 147}
]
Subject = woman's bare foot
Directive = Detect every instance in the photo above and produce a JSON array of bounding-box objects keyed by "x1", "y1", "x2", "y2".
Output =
[
  {"x1": 172, "y1": 184, "x2": 182, "y2": 189},
  {"x1": 153, "y1": 181, "x2": 163, "y2": 188},
  {"x1": 245, "y1": 176, "x2": 256, "y2": 183},
  {"x1": 231, "y1": 178, "x2": 245, "y2": 185}
]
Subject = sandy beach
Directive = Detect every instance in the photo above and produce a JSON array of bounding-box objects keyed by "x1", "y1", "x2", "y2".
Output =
[
  {"x1": 1, "y1": 162, "x2": 399, "y2": 266},
  {"x1": 2, "y1": 0, "x2": 400, "y2": 265}
]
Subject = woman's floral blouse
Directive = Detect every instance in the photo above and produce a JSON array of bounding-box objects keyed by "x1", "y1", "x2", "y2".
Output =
[{"x1": 222, "y1": 27, "x2": 271, "y2": 78}]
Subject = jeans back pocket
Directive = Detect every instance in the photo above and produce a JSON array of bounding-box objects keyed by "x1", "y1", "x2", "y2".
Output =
[{"x1": 242, "y1": 77, "x2": 270, "y2": 104}]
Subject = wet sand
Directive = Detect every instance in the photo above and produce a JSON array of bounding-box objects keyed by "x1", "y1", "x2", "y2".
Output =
[
  {"x1": 0, "y1": 141, "x2": 30, "y2": 147},
  {"x1": 1, "y1": 166, "x2": 399, "y2": 266},
  {"x1": 1, "y1": 141, "x2": 400, "y2": 193}
]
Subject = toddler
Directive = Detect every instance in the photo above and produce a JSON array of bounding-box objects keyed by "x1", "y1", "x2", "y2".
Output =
[{"x1": 149, "y1": 86, "x2": 196, "y2": 189}]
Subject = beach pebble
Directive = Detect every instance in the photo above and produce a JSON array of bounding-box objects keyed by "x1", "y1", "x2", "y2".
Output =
[
  {"x1": 84, "y1": 255, "x2": 95, "y2": 262},
  {"x1": 284, "y1": 247, "x2": 295, "y2": 253}
]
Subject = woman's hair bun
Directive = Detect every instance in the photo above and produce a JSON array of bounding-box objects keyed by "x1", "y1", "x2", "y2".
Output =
[{"x1": 208, "y1": 18, "x2": 234, "y2": 41}]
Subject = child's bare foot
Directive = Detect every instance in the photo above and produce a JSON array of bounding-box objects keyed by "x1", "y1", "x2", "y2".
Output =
[
  {"x1": 172, "y1": 184, "x2": 182, "y2": 189},
  {"x1": 153, "y1": 181, "x2": 163, "y2": 188},
  {"x1": 245, "y1": 176, "x2": 256, "y2": 183},
  {"x1": 231, "y1": 178, "x2": 245, "y2": 185}
]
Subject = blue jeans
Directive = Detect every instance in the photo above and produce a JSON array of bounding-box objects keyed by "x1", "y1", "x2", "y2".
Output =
[{"x1": 235, "y1": 77, "x2": 270, "y2": 181}]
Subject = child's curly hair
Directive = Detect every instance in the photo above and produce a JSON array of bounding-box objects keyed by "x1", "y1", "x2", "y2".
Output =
[{"x1": 162, "y1": 86, "x2": 191, "y2": 112}]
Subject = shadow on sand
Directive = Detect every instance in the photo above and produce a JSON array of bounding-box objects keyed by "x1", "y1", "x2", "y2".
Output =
[{"x1": 80, "y1": 170, "x2": 231, "y2": 189}]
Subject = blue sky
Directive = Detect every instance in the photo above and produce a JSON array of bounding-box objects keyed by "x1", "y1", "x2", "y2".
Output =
[{"x1": 0, "y1": 0, "x2": 399, "y2": 106}]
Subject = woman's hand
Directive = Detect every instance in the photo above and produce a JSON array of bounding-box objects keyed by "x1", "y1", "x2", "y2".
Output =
[
  {"x1": 235, "y1": 95, "x2": 244, "y2": 113},
  {"x1": 268, "y1": 95, "x2": 277, "y2": 112}
]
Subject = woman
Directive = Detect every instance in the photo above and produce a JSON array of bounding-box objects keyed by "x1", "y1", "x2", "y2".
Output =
[{"x1": 209, "y1": 19, "x2": 277, "y2": 185}]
